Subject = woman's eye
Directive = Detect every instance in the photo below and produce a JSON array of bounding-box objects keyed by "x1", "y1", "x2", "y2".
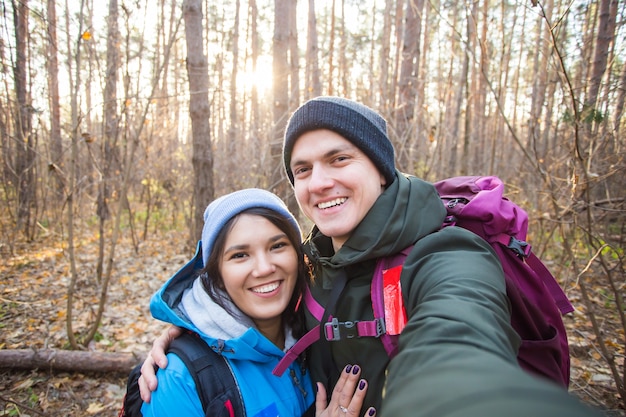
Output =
[
  {"x1": 272, "y1": 241, "x2": 289, "y2": 250},
  {"x1": 229, "y1": 252, "x2": 247, "y2": 260}
]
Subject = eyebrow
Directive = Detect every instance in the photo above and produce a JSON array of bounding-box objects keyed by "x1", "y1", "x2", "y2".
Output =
[{"x1": 223, "y1": 233, "x2": 288, "y2": 254}]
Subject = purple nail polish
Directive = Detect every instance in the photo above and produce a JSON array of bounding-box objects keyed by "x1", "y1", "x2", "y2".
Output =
[
  {"x1": 345, "y1": 365, "x2": 352, "y2": 373},
  {"x1": 352, "y1": 365, "x2": 360, "y2": 374},
  {"x1": 368, "y1": 408, "x2": 376, "y2": 416},
  {"x1": 359, "y1": 380, "x2": 366, "y2": 390}
]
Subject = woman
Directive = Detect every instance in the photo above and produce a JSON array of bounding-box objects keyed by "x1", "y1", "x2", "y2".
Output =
[{"x1": 141, "y1": 188, "x2": 373, "y2": 417}]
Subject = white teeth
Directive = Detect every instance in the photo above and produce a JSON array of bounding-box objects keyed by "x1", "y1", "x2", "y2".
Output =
[
  {"x1": 251, "y1": 282, "x2": 280, "y2": 294},
  {"x1": 318, "y1": 198, "x2": 347, "y2": 209}
]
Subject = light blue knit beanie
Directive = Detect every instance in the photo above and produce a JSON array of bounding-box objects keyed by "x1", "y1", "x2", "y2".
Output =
[{"x1": 201, "y1": 188, "x2": 301, "y2": 265}]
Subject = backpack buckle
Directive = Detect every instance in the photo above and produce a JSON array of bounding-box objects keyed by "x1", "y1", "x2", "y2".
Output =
[
  {"x1": 508, "y1": 237, "x2": 531, "y2": 258},
  {"x1": 324, "y1": 318, "x2": 387, "y2": 341},
  {"x1": 324, "y1": 318, "x2": 359, "y2": 341},
  {"x1": 374, "y1": 317, "x2": 386, "y2": 337}
]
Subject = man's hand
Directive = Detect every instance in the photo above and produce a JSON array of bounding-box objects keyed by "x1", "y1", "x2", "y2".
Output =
[{"x1": 138, "y1": 326, "x2": 183, "y2": 402}]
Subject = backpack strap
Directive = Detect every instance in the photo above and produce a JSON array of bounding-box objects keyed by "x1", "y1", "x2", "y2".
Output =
[
  {"x1": 169, "y1": 332, "x2": 245, "y2": 417},
  {"x1": 371, "y1": 247, "x2": 413, "y2": 357},
  {"x1": 372, "y1": 256, "x2": 398, "y2": 357},
  {"x1": 489, "y1": 233, "x2": 574, "y2": 316},
  {"x1": 273, "y1": 250, "x2": 408, "y2": 376},
  {"x1": 273, "y1": 286, "x2": 321, "y2": 376},
  {"x1": 304, "y1": 284, "x2": 324, "y2": 320},
  {"x1": 120, "y1": 363, "x2": 148, "y2": 417}
]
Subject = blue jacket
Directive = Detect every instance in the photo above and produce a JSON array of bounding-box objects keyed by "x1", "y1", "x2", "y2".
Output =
[{"x1": 142, "y1": 245, "x2": 314, "y2": 417}]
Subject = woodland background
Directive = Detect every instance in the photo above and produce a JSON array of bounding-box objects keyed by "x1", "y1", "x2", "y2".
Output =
[{"x1": 0, "y1": 0, "x2": 625, "y2": 415}]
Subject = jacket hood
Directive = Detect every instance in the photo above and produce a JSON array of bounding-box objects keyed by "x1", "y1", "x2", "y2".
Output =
[
  {"x1": 306, "y1": 171, "x2": 447, "y2": 266},
  {"x1": 149, "y1": 242, "x2": 295, "y2": 362}
]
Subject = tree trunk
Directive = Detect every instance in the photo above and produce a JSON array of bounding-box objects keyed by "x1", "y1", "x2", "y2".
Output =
[
  {"x1": 12, "y1": 0, "x2": 36, "y2": 239},
  {"x1": 46, "y1": 0, "x2": 64, "y2": 204},
  {"x1": 438, "y1": 4, "x2": 462, "y2": 179},
  {"x1": 0, "y1": 349, "x2": 144, "y2": 373},
  {"x1": 396, "y1": 0, "x2": 421, "y2": 167},
  {"x1": 97, "y1": 0, "x2": 120, "y2": 286},
  {"x1": 473, "y1": 0, "x2": 489, "y2": 172},
  {"x1": 379, "y1": 0, "x2": 393, "y2": 109},
  {"x1": 249, "y1": 0, "x2": 260, "y2": 134},
  {"x1": 306, "y1": 0, "x2": 322, "y2": 99},
  {"x1": 527, "y1": 0, "x2": 552, "y2": 162},
  {"x1": 338, "y1": 0, "x2": 348, "y2": 96},
  {"x1": 271, "y1": 0, "x2": 292, "y2": 203},
  {"x1": 390, "y1": 0, "x2": 404, "y2": 111},
  {"x1": 492, "y1": 0, "x2": 518, "y2": 175},
  {"x1": 64, "y1": 0, "x2": 86, "y2": 350},
  {"x1": 327, "y1": 0, "x2": 336, "y2": 96},
  {"x1": 585, "y1": 0, "x2": 617, "y2": 113},
  {"x1": 613, "y1": 60, "x2": 626, "y2": 133},
  {"x1": 183, "y1": 0, "x2": 214, "y2": 239},
  {"x1": 398, "y1": 0, "x2": 422, "y2": 108},
  {"x1": 84, "y1": 1, "x2": 95, "y2": 149},
  {"x1": 289, "y1": 0, "x2": 299, "y2": 109},
  {"x1": 226, "y1": 0, "x2": 241, "y2": 191},
  {"x1": 415, "y1": 0, "x2": 430, "y2": 167},
  {"x1": 461, "y1": 1, "x2": 477, "y2": 176}
]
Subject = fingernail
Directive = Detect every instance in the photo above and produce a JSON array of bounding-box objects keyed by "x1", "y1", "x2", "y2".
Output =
[
  {"x1": 368, "y1": 407, "x2": 376, "y2": 416},
  {"x1": 345, "y1": 365, "x2": 352, "y2": 373},
  {"x1": 352, "y1": 365, "x2": 360, "y2": 374},
  {"x1": 359, "y1": 380, "x2": 366, "y2": 390}
]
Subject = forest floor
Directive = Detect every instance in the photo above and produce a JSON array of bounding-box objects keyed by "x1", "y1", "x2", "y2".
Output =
[{"x1": 0, "y1": 229, "x2": 623, "y2": 416}]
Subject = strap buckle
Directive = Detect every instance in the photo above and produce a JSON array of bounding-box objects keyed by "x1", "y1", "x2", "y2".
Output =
[
  {"x1": 373, "y1": 317, "x2": 386, "y2": 337},
  {"x1": 324, "y1": 318, "x2": 386, "y2": 341},
  {"x1": 507, "y1": 236, "x2": 531, "y2": 258},
  {"x1": 325, "y1": 318, "x2": 358, "y2": 341}
]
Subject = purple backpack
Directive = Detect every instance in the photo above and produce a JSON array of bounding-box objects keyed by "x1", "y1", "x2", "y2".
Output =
[{"x1": 274, "y1": 176, "x2": 574, "y2": 387}]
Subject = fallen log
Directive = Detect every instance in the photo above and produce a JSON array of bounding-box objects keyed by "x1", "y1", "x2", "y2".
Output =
[{"x1": 0, "y1": 348, "x2": 146, "y2": 373}]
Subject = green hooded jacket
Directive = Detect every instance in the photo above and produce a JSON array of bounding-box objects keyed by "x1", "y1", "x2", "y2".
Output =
[{"x1": 303, "y1": 173, "x2": 601, "y2": 417}]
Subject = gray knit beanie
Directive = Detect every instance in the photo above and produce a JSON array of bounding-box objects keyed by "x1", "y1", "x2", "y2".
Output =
[
  {"x1": 201, "y1": 188, "x2": 301, "y2": 265},
  {"x1": 283, "y1": 96, "x2": 395, "y2": 185}
]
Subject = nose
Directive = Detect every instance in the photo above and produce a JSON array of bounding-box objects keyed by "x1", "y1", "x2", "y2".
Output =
[
  {"x1": 252, "y1": 253, "x2": 276, "y2": 277},
  {"x1": 308, "y1": 164, "x2": 334, "y2": 193}
]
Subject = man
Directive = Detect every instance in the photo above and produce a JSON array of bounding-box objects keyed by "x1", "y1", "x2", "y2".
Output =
[{"x1": 142, "y1": 97, "x2": 601, "y2": 417}]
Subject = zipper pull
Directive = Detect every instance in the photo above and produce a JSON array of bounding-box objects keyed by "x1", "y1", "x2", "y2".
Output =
[{"x1": 290, "y1": 368, "x2": 308, "y2": 398}]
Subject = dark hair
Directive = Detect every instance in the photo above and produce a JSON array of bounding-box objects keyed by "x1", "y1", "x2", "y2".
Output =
[{"x1": 200, "y1": 207, "x2": 308, "y2": 339}]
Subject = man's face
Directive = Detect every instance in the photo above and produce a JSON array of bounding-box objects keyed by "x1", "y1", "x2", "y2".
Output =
[{"x1": 289, "y1": 129, "x2": 386, "y2": 251}]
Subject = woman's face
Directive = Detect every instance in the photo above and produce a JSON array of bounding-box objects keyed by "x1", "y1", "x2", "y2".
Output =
[{"x1": 219, "y1": 213, "x2": 299, "y2": 330}]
